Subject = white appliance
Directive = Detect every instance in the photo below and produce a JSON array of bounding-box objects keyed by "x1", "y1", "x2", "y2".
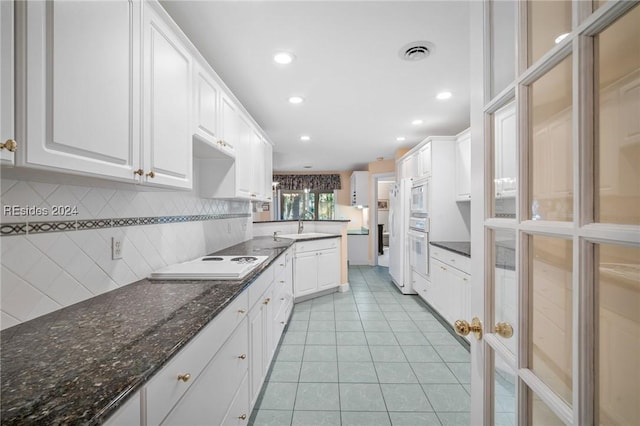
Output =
[
  {"x1": 408, "y1": 217, "x2": 430, "y2": 278},
  {"x1": 410, "y1": 177, "x2": 430, "y2": 216},
  {"x1": 149, "y1": 255, "x2": 269, "y2": 280},
  {"x1": 389, "y1": 178, "x2": 415, "y2": 294}
]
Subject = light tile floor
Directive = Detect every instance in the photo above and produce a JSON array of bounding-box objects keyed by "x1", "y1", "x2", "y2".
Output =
[{"x1": 250, "y1": 266, "x2": 472, "y2": 426}]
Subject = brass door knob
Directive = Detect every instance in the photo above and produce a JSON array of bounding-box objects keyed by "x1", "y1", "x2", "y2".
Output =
[
  {"x1": 146, "y1": 171, "x2": 155, "y2": 178},
  {"x1": 1, "y1": 139, "x2": 17, "y2": 152},
  {"x1": 454, "y1": 317, "x2": 483, "y2": 340},
  {"x1": 238, "y1": 414, "x2": 247, "y2": 420},
  {"x1": 495, "y1": 322, "x2": 514, "y2": 338},
  {"x1": 177, "y1": 373, "x2": 191, "y2": 382},
  {"x1": 238, "y1": 354, "x2": 247, "y2": 359},
  {"x1": 134, "y1": 169, "x2": 144, "y2": 176}
]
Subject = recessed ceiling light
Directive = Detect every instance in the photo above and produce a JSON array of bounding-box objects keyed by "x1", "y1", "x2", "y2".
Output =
[
  {"x1": 300, "y1": 135, "x2": 311, "y2": 141},
  {"x1": 273, "y1": 52, "x2": 295, "y2": 64},
  {"x1": 396, "y1": 136, "x2": 406, "y2": 142},
  {"x1": 289, "y1": 96, "x2": 304, "y2": 104},
  {"x1": 436, "y1": 91, "x2": 452, "y2": 100},
  {"x1": 554, "y1": 32, "x2": 570, "y2": 44},
  {"x1": 411, "y1": 119, "x2": 423, "y2": 125}
]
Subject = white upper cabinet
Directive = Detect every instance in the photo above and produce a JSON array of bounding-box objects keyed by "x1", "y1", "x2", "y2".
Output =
[
  {"x1": 19, "y1": 0, "x2": 141, "y2": 181},
  {"x1": 417, "y1": 143, "x2": 432, "y2": 178},
  {"x1": 193, "y1": 61, "x2": 234, "y2": 158},
  {"x1": 0, "y1": 0, "x2": 15, "y2": 166},
  {"x1": 455, "y1": 129, "x2": 471, "y2": 201},
  {"x1": 263, "y1": 140, "x2": 273, "y2": 202},
  {"x1": 142, "y1": 2, "x2": 192, "y2": 189},
  {"x1": 235, "y1": 114, "x2": 252, "y2": 199},
  {"x1": 494, "y1": 102, "x2": 517, "y2": 198},
  {"x1": 350, "y1": 171, "x2": 369, "y2": 206},
  {"x1": 220, "y1": 92, "x2": 239, "y2": 154}
]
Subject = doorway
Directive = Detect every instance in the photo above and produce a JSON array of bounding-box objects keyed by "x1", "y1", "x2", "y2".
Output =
[{"x1": 372, "y1": 173, "x2": 395, "y2": 267}]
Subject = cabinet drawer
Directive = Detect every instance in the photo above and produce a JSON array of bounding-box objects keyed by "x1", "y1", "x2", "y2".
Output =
[
  {"x1": 274, "y1": 249, "x2": 292, "y2": 279},
  {"x1": 295, "y1": 238, "x2": 338, "y2": 254},
  {"x1": 248, "y1": 266, "x2": 275, "y2": 308},
  {"x1": 146, "y1": 291, "x2": 248, "y2": 425},
  {"x1": 431, "y1": 246, "x2": 471, "y2": 274},
  {"x1": 412, "y1": 270, "x2": 429, "y2": 301},
  {"x1": 160, "y1": 318, "x2": 249, "y2": 426},
  {"x1": 222, "y1": 373, "x2": 250, "y2": 426}
]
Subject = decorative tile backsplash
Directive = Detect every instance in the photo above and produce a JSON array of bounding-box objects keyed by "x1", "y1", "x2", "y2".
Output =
[{"x1": 0, "y1": 178, "x2": 252, "y2": 330}]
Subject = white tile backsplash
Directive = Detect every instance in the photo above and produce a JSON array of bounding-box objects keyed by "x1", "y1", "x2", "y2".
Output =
[{"x1": 0, "y1": 178, "x2": 252, "y2": 329}]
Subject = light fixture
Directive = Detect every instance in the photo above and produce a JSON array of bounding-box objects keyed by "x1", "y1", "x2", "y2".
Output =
[
  {"x1": 436, "y1": 91, "x2": 452, "y2": 100},
  {"x1": 300, "y1": 135, "x2": 311, "y2": 141},
  {"x1": 554, "y1": 32, "x2": 570, "y2": 44},
  {"x1": 289, "y1": 96, "x2": 304, "y2": 104},
  {"x1": 396, "y1": 136, "x2": 406, "y2": 142},
  {"x1": 411, "y1": 119, "x2": 423, "y2": 125},
  {"x1": 273, "y1": 52, "x2": 295, "y2": 64}
]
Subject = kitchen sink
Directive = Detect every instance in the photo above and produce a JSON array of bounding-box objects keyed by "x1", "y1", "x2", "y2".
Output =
[{"x1": 277, "y1": 232, "x2": 336, "y2": 240}]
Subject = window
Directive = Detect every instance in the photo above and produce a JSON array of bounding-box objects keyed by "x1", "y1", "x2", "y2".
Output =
[{"x1": 280, "y1": 190, "x2": 335, "y2": 220}]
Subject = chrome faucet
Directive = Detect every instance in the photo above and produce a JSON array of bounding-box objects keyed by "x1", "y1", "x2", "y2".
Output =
[{"x1": 273, "y1": 231, "x2": 281, "y2": 240}]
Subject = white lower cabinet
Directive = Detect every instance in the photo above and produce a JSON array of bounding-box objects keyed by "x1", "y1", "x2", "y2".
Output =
[
  {"x1": 160, "y1": 317, "x2": 249, "y2": 425},
  {"x1": 293, "y1": 238, "x2": 340, "y2": 298},
  {"x1": 105, "y1": 249, "x2": 294, "y2": 426},
  {"x1": 424, "y1": 248, "x2": 471, "y2": 334}
]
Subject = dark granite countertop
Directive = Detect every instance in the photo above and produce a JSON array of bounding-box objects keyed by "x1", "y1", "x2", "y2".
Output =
[
  {"x1": 430, "y1": 241, "x2": 471, "y2": 258},
  {"x1": 0, "y1": 236, "x2": 294, "y2": 425},
  {"x1": 254, "y1": 219, "x2": 350, "y2": 223}
]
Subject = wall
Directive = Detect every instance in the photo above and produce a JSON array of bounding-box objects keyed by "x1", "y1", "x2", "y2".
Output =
[
  {"x1": 377, "y1": 181, "x2": 393, "y2": 233},
  {"x1": 0, "y1": 173, "x2": 251, "y2": 329}
]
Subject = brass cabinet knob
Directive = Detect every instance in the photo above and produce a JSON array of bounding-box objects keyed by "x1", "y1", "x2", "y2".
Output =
[
  {"x1": 280, "y1": 298, "x2": 285, "y2": 301},
  {"x1": 1, "y1": 139, "x2": 17, "y2": 152},
  {"x1": 238, "y1": 414, "x2": 247, "y2": 420},
  {"x1": 146, "y1": 171, "x2": 155, "y2": 178},
  {"x1": 279, "y1": 280, "x2": 285, "y2": 283},
  {"x1": 177, "y1": 373, "x2": 191, "y2": 382},
  {"x1": 238, "y1": 309, "x2": 246, "y2": 314},
  {"x1": 238, "y1": 354, "x2": 247, "y2": 359},
  {"x1": 495, "y1": 322, "x2": 514, "y2": 339},
  {"x1": 251, "y1": 193, "x2": 257, "y2": 198},
  {"x1": 264, "y1": 298, "x2": 271, "y2": 305},
  {"x1": 454, "y1": 317, "x2": 483, "y2": 340},
  {"x1": 281, "y1": 321, "x2": 285, "y2": 325},
  {"x1": 134, "y1": 168, "x2": 144, "y2": 176}
]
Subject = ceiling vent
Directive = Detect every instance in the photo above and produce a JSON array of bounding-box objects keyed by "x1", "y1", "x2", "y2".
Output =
[{"x1": 399, "y1": 41, "x2": 435, "y2": 61}]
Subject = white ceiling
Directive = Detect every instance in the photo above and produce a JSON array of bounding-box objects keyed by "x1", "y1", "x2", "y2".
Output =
[{"x1": 161, "y1": 1, "x2": 471, "y2": 172}]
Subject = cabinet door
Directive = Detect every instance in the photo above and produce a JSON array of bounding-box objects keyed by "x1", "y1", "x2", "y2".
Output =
[
  {"x1": 263, "y1": 141, "x2": 273, "y2": 202},
  {"x1": 419, "y1": 144, "x2": 432, "y2": 177},
  {"x1": 455, "y1": 132, "x2": 471, "y2": 200},
  {"x1": 22, "y1": 0, "x2": 140, "y2": 180},
  {"x1": 317, "y1": 248, "x2": 340, "y2": 290},
  {"x1": 235, "y1": 115, "x2": 252, "y2": 199},
  {"x1": 249, "y1": 302, "x2": 265, "y2": 406},
  {"x1": 294, "y1": 252, "x2": 318, "y2": 297},
  {"x1": 429, "y1": 258, "x2": 447, "y2": 315},
  {"x1": 494, "y1": 102, "x2": 516, "y2": 198},
  {"x1": 193, "y1": 64, "x2": 219, "y2": 144},
  {"x1": 251, "y1": 130, "x2": 265, "y2": 200},
  {"x1": 0, "y1": 0, "x2": 14, "y2": 166},
  {"x1": 220, "y1": 93, "x2": 238, "y2": 152},
  {"x1": 143, "y1": 4, "x2": 192, "y2": 189},
  {"x1": 161, "y1": 318, "x2": 249, "y2": 426},
  {"x1": 221, "y1": 374, "x2": 250, "y2": 426},
  {"x1": 104, "y1": 391, "x2": 141, "y2": 426}
]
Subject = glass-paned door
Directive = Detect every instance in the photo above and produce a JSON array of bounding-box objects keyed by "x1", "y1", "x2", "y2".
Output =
[{"x1": 468, "y1": 1, "x2": 640, "y2": 424}]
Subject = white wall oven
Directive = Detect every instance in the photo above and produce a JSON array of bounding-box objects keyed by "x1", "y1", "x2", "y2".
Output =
[
  {"x1": 408, "y1": 216, "x2": 429, "y2": 278},
  {"x1": 410, "y1": 178, "x2": 430, "y2": 216}
]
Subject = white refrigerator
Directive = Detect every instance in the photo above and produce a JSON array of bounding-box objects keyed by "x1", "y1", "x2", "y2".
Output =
[{"x1": 388, "y1": 178, "x2": 413, "y2": 294}]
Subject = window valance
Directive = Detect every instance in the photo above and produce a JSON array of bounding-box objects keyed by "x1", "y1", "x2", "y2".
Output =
[{"x1": 273, "y1": 174, "x2": 342, "y2": 191}]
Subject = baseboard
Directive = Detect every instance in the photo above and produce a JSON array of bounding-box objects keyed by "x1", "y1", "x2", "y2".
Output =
[{"x1": 338, "y1": 282, "x2": 350, "y2": 292}]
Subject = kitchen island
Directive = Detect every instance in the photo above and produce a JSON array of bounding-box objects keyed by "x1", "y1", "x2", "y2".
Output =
[{"x1": 0, "y1": 236, "x2": 316, "y2": 424}]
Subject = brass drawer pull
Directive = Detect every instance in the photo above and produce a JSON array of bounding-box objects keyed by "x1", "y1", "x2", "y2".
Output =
[
  {"x1": 134, "y1": 169, "x2": 144, "y2": 176},
  {"x1": 177, "y1": 373, "x2": 191, "y2": 382},
  {"x1": 238, "y1": 414, "x2": 247, "y2": 420},
  {"x1": 238, "y1": 354, "x2": 247, "y2": 359},
  {"x1": 1, "y1": 139, "x2": 17, "y2": 152},
  {"x1": 264, "y1": 298, "x2": 271, "y2": 305},
  {"x1": 146, "y1": 171, "x2": 155, "y2": 178}
]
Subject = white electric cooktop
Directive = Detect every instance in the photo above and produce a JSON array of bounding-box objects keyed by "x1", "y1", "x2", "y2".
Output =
[{"x1": 149, "y1": 255, "x2": 269, "y2": 280}]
